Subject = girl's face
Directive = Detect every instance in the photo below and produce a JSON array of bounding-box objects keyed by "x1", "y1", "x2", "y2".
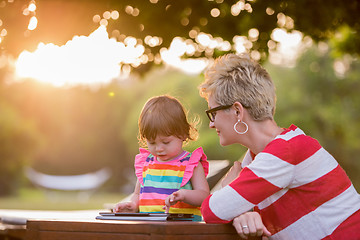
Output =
[
  {"x1": 146, "y1": 135, "x2": 184, "y2": 161},
  {"x1": 208, "y1": 96, "x2": 238, "y2": 146}
]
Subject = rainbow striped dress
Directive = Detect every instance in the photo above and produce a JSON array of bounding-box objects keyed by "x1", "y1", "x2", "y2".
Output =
[{"x1": 134, "y1": 147, "x2": 209, "y2": 221}]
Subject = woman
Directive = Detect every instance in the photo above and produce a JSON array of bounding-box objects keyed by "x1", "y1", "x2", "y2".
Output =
[{"x1": 199, "y1": 53, "x2": 360, "y2": 239}]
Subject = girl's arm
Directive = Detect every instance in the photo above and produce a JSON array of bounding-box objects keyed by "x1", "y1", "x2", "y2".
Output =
[
  {"x1": 113, "y1": 180, "x2": 140, "y2": 212},
  {"x1": 165, "y1": 163, "x2": 210, "y2": 208}
]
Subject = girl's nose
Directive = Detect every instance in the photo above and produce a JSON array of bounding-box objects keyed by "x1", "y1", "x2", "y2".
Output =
[{"x1": 209, "y1": 121, "x2": 215, "y2": 128}]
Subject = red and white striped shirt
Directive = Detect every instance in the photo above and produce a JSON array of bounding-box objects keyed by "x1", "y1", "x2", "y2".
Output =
[{"x1": 201, "y1": 125, "x2": 360, "y2": 239}]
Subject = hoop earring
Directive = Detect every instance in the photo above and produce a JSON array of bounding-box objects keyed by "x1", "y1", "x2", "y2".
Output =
[{"x1": 234, "y1": 120, "x2": 248, "y2": 134}]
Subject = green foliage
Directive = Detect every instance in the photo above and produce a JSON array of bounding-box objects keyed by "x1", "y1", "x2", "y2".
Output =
[
  {"x1": 0, "y1": 188, "x2": 124, "y2": 210},
  {"x1": 0, "y1": 64, "x2": 41, "y2": 196},
  {"x1": 1, "y1": 0, "x2": 359, "y2": 66},
  {"x1": 329, "y1": 25, "x2": 360, "y2": 58},
  {"x1": 0, "y1": 64, "x2": 245, "y2": 197},
  {"x1": 2, "y1": 80, "x2": 138, "y2": 192},
  {"x1": 270, "y1": 47, "x2": 360, "y2": 189},
  {"x1": 0, "y1": 101, "x2": 40, "y2": 196},
  {"x1": 1, "y1": 44, "x2": 360, "y2": 196}
]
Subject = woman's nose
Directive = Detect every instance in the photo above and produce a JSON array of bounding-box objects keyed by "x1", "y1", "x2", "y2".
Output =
[{"x1": 209, "y1": 121, "x2": 215, "y2": 128}]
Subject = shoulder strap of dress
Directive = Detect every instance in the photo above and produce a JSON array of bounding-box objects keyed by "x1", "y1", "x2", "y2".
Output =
[{"x1": 181, "y1": 147, "x2": 209, "y2": 187}]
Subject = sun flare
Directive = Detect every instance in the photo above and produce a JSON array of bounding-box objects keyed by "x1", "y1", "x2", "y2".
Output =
[{"x1": 15, "y1": 26, "x2": 145, "y2": 87}]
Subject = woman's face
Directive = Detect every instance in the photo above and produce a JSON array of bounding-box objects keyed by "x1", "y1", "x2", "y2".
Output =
[{"x1": 208, "y1": 96, "x2": 238, "y2": 146}]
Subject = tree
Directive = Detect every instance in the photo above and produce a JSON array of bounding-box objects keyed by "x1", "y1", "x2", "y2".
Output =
[
  {"x1": 1, "y1": 0, "x2": 359, "y2": 73},
  {"x1": 271, "y1": 46, "x2": 360, "y2": 190},
  {"x1": 0, "y1": 66, "x2": 41, "y2": 196}
]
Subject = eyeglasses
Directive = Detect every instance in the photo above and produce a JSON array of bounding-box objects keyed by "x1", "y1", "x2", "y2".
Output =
[{"x1": 205, "y1": 104, "x2": 233, "y2": 122}]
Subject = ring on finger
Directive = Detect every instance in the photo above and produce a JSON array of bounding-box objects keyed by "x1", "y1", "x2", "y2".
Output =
[{"x1": 242, "y1": 225, "x2": 248, "y2": 229}]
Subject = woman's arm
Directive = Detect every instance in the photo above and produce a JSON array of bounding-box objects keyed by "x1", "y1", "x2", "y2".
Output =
[
  {"x1": 165, "y1": 163, "x2": 210, "y2": 208},
  {"x1": 201, "y1": 151, "x2": 295, "y2": 223}
]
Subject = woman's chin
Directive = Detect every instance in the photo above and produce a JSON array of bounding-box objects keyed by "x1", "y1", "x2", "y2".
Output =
[{"x1": 219, "y1": 139, "x2": 229, "y2": 146}]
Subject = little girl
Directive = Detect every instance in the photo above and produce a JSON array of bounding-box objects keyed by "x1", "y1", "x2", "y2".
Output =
[{"x1": 113, "y1": 95, "x2": 210, "y2": 221}]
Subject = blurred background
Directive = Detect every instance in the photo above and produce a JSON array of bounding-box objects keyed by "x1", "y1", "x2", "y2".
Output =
[{"x1": 0, "y1": 0, "x2": 359, "y2": 210}]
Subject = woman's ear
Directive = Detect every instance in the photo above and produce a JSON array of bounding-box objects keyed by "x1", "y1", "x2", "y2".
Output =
[{"x1": 233, "y1": 102, "x2": 244, "y2": 118}]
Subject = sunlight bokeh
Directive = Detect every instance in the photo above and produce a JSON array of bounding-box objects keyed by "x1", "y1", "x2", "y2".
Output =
[
  {"x1": 15, "y1": 26, "x2": 145, "y2": 87},
  {"x1": 13, "y1": 0, "x2": 304, "y2": 88},
  {"x1": 14, "y1": 25, "x2": 303, "y2": 87},
  {"x1": 269, "y1": 28, "x2": 304, "y2": 66},
  {"x1": 14, "y1": 27, "x2": 211, "y2": 87}
]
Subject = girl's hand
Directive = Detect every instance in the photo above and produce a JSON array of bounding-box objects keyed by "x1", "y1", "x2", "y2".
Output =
[
  {"x1": 163, "y1": 190, "x2": 185, "y2": 213},
  {"x1": 232, "y1": 211, "x2": 271, "y2": 239},
  {"x1": 163, "y1": 163, "x2": 210, "y2": 213},
  {"x1": 113, "y1": 201, "x2": 138, "y2": 213}
]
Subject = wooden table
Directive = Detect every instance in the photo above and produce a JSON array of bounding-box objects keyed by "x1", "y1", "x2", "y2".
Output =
[
  {"x1": 26, "y1": 219, "x2": 261, "y2": 240},
  {"x1": 0, "y1": 223, "x2": 26, "y2": 240},
  {"x1": 0, "y1": 210, "x2": 261, "y2": 240}
]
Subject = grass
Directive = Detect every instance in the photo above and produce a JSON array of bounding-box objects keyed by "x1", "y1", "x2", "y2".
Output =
[{"x1": 0, "y1": 188, "x2": 125, "y2": 210}]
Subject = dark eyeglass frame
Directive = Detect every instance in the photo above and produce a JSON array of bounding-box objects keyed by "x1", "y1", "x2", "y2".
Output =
[{"x1": 205, "y1": 104, "x2": 233, "y2": 122}]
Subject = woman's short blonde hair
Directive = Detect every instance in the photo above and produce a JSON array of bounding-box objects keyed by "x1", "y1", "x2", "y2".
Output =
[
  {"x1": 199, "y1": 53, "x2": 276, "y2": 121},
  {"x1": 138, "y1": 95, "x2": 198, "y2": 147}
]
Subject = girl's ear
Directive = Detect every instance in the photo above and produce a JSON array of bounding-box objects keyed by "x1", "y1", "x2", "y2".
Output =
[{"x1": 178, "y1": 135, "x2": 187, "y2": 141}]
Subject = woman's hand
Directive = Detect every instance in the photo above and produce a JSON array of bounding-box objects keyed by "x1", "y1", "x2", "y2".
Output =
[
  {"x1": 232, "y1": 211, "x2": 271, "y2": 239},
  {"x1": 113, "y1": 201, "x2": 138, "y2": 213},
  {"x1": 221, "y1": 161, "x2": 242, "y2": 187}
]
